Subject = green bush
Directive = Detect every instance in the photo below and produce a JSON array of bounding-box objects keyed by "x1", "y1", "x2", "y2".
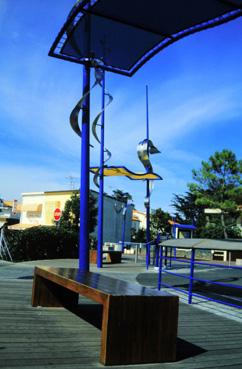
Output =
[
  {"x1": 5, "y1": 226, "x2": 79, "y2": 261},
  {"x1": 226, "y1": 225, "x2": 242, "y2": 239},
  {"x1": 200, "y1": 224, "x2": 225, "y2": 239},
  {"x1": 200, "y1": 223, "x2": 242, "y2": 239}
]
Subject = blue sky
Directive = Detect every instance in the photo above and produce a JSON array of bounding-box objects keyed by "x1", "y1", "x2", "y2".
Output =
[{"x1": 1, "y1": 0, "x2": 242, "y2": 214}]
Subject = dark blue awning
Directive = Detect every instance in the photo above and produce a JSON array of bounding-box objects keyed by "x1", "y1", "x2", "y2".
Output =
[
  {"x1": 49, "y1": 0, "x2": 242, "y2": 76},
  {"x1": 173, "y1": 223, "x2": 197, "y2": 230}
]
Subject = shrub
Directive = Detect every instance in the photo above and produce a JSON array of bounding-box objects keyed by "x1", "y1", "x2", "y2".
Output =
[
  {"x1": 5, "y1": 226, "x2": 79, "y2": 261},
  {"x1": 200, "y1": 223, "x2": 242, "y2": 239},
  {"x1": 200, "y1": 224, "x2": 224, "y2": 239}
]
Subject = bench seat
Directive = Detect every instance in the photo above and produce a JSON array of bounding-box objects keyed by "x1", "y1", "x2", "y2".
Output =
[{"x1": 32, "y1": 266, "x2": 179, "y2": 365}]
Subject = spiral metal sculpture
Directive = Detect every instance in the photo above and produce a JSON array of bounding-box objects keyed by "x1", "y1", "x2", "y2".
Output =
[
  {"x1": 91, "y1": 66, "x2": 113, "y2": 188},
  {"x1": 69, "y1": 60, "x2": 113, "y2": 188}
]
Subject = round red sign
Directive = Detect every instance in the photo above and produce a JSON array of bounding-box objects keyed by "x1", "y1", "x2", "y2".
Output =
[{"x1": 54, "y1": 208, "x2": 61, "y2": 221}]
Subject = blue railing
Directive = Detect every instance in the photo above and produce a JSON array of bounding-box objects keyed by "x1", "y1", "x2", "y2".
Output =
[{"x1": 157, "y1": 247, "x2": 242, "y2": 309}]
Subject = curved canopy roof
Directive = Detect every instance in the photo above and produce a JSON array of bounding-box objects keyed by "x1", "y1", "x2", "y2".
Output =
[
  {"x1": 49, "y1": 0, "x2": 242, "y2": 76},
  {"x1": 90, "y1": 166, "x2": 162, "y2": 180}
]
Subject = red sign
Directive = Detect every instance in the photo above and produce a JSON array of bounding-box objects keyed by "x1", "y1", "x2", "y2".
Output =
[{"x1": 54, "y1": 208, "x2": 61, "y2": 221}]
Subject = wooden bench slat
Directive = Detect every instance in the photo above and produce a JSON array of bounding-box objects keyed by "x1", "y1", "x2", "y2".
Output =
[{"x1": 35, "y1": 266, "x2": 173, "y2": 297}]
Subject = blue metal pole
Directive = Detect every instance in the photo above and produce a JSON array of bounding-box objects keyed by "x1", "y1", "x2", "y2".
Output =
[
  {"x1": 146, "y1": 85, "x2": 149, "y2": 141},
  {"x1": 188, "y1": 248, "x2": 195, "y2": 304},
  {"x1": 121, "y1": 203, "x2": 127, "y2": 252},
  {"x1": 169, "y1": 247, "x2": 172, "y2": 268},
  {"x1": 158, "y1": 245, "x2": 163, "y2": 290},
  {"x1": 172, "y1": 224, "x2": 177, "y2": 259},
  {"x1": 145, "y1": 85, "x2": 151, "y2": 269},
  {"x1": 79, "y1": 63, "x2": 90, "y2": 271},
  {"x1": 146, "y1": 181, "x2": 151, "y2": 269},
  {"x1": 164, "y1": 246, "x2": 168, "y2": 268},
  {"x1": 155, "y1": 244, "x2": 159, "y2": 267},
  {"x1": 97, "y1": 71, "x2": 105, "y2": 268}
]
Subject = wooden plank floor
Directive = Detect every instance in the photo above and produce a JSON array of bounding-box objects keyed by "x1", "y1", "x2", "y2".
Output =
[{"x1": 1, "y1": 279, "x2": 242, "y2": 369}]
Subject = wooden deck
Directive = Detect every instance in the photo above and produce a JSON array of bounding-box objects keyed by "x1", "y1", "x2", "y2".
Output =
[{"x1": 1, "y1": 277, "x2": 242, "y2": 369}]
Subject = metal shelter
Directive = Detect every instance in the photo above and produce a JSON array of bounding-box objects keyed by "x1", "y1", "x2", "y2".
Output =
[
  {"x1": 50, "y1": 0, "x2": 242, "y2": 76},
  {"x1": 158, "y1": 238, "x2": 242, "y2": 307},
  {"x1": 162, "y1": 238, "x2": 242, "y2": 251},
  {"x1": 49, "y1": 0, "x2": 242, "y2": 271}
]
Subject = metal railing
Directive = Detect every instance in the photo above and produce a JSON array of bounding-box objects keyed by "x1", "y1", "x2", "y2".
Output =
[
  {"x1": 0, "y1": 226, "x2": 13, "y2": 262},
  {"x1": 157, "y1": 246, "x2": 242, "y2": 309},
  {"x1": 118, "y1": 241, "x2": 147, "y2": 263}
]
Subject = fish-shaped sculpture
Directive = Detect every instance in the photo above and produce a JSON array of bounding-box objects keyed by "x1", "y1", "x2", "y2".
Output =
[
  {"x1": 137, "y1": 138, "x2": 160, "y2": 207},
  {"x1": 137, "y1": 139, "x2": 160, "y2": 172}
]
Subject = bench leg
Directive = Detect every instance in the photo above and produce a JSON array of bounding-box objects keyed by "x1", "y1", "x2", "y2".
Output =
[
  {"x1": 100, "y1": 295, "x2": 178, "y2": 365},
  {"x1": 32, "y1": 274, "x2": 79, "y2": 307}
]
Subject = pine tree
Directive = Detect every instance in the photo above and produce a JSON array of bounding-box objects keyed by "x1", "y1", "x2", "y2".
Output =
[{"x1": 188, "y1": 149, "x2": 242, "y2": 238}]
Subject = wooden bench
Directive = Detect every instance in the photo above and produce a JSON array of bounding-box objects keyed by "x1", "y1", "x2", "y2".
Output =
[{"x1": 32, "y1": 266, "x2": 179, "y2": 366}]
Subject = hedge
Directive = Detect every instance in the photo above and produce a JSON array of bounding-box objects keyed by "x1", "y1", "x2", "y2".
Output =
[{"x1": 5, "y1": 226, "x2": 79, "y2": 261}]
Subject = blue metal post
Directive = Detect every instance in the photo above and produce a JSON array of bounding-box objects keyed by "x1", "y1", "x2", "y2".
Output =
[
  {"x1": 155, "y1": 245, "x2": 159, "y2": 267},
  {"x1": 121, "y1": 203, "x2": 127, "y2": 252},
  {"x1": 164, "y1": 246, "x2": 168, "y2": 268},
  {"x1": 146, "y1": 181, "x2": 151, "y2": 269},
  {"x1": 79, "y1": 63, "x2": 90, "y2": 271},
  {"x1": 97, "y1": 71, "x2": 105, "y2": 268},
  {"x1": 158, "y1": 245, "x2": 163, "y2": 290},
  {"x1": 145, "y1": 85, "x2": 151, "y2": 269},
  {"x1": 188, "y1": 248, "x2": 195, "y2": 304}
]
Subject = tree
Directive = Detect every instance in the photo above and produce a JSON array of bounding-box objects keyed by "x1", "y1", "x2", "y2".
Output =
[
  {"x1": 59, "y1": 191, "x2": 97, "y2": 233},
  {"x1": 150, "y1": 208, "x2": 172, "y2": 239},
  {"x1": 171, "y1": 191, "x2": 206, "y2": 236},
  {"x1": 112, "y1": 189, "x2": 133, "y2": 203},
  {"x1": 131, "y1": 228, "x2": 146, "y2": 243},
  {"x1": 188, "y1": 149, "x2": 242, "y2": 238}
]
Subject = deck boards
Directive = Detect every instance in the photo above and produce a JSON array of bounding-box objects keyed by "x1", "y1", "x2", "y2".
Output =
[{"x1": 1, "y1": 279, "x2": 242, "y2": 368}]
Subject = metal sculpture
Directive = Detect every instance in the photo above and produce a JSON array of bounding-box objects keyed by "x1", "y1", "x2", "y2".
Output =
[
  {"x1": 137, "y1": 139, "x2": 160, "y2": 207},
  {"x1": 91, "y1": 86, "x2": 161, "y2": 268},
  {"x1": 138, "y1": 85, "x2": 160, "y2": 267},
  {"x1": 70, "y1": 62, "x2": 112, "y2": 150}
]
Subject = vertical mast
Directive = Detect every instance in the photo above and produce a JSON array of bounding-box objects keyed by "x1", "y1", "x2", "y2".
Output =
[
  {"x1": 79, "y1": 2, "x2": 91, "y2": 271},
  {"x1": 146, "y1": 85, "x2": 151, "y2": 268},
  {"x1": 97, "y1": 71, "x2": 105, "y2": 268}
]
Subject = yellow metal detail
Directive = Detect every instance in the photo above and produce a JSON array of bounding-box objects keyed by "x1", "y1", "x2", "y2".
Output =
[{"x1": 90, "y1": 167, "x2": 161, "y2": 180}]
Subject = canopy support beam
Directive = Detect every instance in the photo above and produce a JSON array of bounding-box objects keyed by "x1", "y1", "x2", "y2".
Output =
[
  {"x1": 79, "y1": 63, "x2": 90, "y2": 272},
  {"x1": 97, "y1": 71, "x2": 106, "y2": 268}
]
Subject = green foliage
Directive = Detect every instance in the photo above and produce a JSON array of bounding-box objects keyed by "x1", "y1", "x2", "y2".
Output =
[
  {"x1": 59, "y1": 191, "x2": 97, "y2": 233},
  {"x1": 171, "y1": 191, "x2": 205, "y2": 224},
  {"x1": 112, "y1": 189, "x2": 133, "y2": 203},
  {"x1": 200, "y1": 223, "x2": 241, "y2": 239},
  {"x1": 150, "y1": 208, "x2": 172, "y2": 239},
  {"x1": 171, "y1": 191, "x2": 206, "y2": 237},
  {"x1": 189, "y1": 149, "x2": 242, "y2": 211},
  {"x1": 226, "y1": 225, "x2": 242, "y2": 239},
  {"x1": 131, "y1": 228, "x2": 146, "y2": 243},
  {"x1": 188, "y1": 149, "x2": 242, "y2": 238},
  {"x1": 5, "y1": 226, "x2": 79, "y2": 261},
  {"x1": 200, "y1": 224, "x2": 225, "y2": 239}
]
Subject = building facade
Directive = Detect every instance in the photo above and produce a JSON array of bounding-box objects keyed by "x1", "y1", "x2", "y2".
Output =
[
  {"x1": 0, "y1": 199, "x2": 20, "y2": 227},
  {"x1": 20, "y1": 190, "x2": 133, "y2": 243},
  {"x1": 132, "y1": 209, "x2": 146, "y2": 232}
]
